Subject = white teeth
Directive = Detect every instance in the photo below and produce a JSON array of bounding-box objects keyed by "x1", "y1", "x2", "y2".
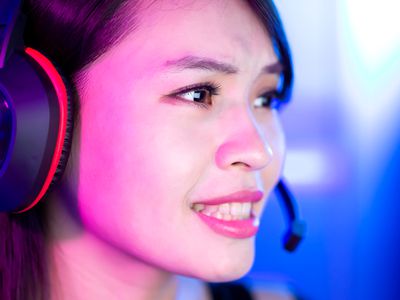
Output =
[
  {"x1": 230, "y1": 203, "x2": 242, "y2": 216},
  {"x1": 192, "y1": 202, "x2": 253, "y2": 220},
  {"x1": 219, "y1": 203, "x2": 230, "y2": 214},
  {"x1": 203, "y1": 205, "x2": 218, "y2": 214},
  {"x1": 242, "y1": 203, "x2": 251, "y2": 216}
]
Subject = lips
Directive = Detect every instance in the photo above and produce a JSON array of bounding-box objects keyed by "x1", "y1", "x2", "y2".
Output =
[
  {"x1": 191, "y1": 190, "x2": 264, "y2": 238},
  {"x1": 191, "y1": 190, "x2": 264, "y2": 206}
]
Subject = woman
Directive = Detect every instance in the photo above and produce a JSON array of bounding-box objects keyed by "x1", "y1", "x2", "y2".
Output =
[{"x1": 0, "y1": 0, "x2": 295, "y2": 299}]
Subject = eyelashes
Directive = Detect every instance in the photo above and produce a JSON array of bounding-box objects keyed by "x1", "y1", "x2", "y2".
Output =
[
  {"x1": 168, "y1": 81, "x2": 285, "y2": 111},
  {"x1": 168, "y1": 81, "x2": 221, "y2": 109}
]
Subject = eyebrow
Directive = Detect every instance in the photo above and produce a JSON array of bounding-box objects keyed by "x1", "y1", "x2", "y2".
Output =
[{"x1": 162, "y1": 55, "x2": 283, "y2": 76}]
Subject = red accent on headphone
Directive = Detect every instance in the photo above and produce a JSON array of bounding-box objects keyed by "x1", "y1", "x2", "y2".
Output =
[{"x1": 16, "y1": 47, "x2": 68, "y2": 213}]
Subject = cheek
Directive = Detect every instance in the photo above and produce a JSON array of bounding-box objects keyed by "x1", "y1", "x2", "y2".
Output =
[{"x1": 75, "y1": 99, "x2": 206, "y2": 250}]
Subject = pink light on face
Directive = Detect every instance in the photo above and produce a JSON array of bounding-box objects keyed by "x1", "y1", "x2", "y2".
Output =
[{"x1": 55, "y1": 0, "x2": 286, "y2": 285}]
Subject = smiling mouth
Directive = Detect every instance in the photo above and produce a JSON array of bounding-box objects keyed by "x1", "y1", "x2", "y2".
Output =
[
  {"x1": 191, "y1": 202, "x2": 254, "y2": 221},
  {"x1": 189, "y1": 190, "x2": 263, "y2": 221},
  {"x1": 190, "y1": 202, "x2": 260, "y2": 238}
]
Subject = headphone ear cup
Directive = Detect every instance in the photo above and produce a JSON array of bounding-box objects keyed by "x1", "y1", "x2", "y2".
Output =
[
  {"x1": 47, "y1": 72, "x2": 74, "y2": 190},
  {"x1": 0, "y1": 47, "x2": 74, "y2": 213},
  {"x1": 18, "y1": 48, "x2": 74, "y2": 212}
]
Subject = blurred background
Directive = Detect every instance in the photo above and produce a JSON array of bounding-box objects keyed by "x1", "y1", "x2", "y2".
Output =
[{"x1": 247, "y1": 0, "x2": 400, "y2": 299}]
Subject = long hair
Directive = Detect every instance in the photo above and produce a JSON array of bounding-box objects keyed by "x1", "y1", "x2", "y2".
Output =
[{"x1": 0, "y1": 1, "x2": 293, "y2": 299}]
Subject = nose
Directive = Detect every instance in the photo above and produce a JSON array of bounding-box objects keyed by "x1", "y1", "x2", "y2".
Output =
[{"x1": 215, "y1": 107, "x2": 274, "y2": 171}]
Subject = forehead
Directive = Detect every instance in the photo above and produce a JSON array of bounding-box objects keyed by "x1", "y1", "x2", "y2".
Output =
[{"x1": 90, "y1": 0, "x2": 277, "y2": 79}]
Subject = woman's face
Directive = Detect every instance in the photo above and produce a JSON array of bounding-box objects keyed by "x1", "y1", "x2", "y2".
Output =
[{"x1": 67, "y1": 0, "x2": 285, "y2": 281}]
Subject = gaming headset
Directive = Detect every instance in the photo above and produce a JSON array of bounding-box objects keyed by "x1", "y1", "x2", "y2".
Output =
[{"x1": 0, "y1": 0, "x2": 305, "y2": 251}]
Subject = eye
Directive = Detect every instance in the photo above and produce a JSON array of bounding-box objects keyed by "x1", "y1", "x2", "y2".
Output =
[
  {"x1": 253, "y1": 91, "x2": 283, "y2": 110},
  {"x1": 170, "y1": 82, "x2": 221, "y2": 108}
]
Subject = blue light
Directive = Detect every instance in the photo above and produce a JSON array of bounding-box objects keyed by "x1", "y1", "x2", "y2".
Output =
[{"x1": 341, "y1": 0, "x2": 400, "y2": 77}]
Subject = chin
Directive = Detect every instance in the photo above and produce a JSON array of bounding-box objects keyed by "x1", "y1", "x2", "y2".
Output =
[{"x1": 194, "y1": 249, "x2": 255, "y2": 283}]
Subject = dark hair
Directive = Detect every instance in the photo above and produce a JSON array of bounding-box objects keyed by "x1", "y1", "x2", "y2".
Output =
[{"x1": 0, "y1": 1, "x2": 293, "y2": 299}]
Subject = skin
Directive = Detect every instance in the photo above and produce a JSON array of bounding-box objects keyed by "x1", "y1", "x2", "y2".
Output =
[{"x1": 46, "y1": 0, "x2": 286, "y2": 299}]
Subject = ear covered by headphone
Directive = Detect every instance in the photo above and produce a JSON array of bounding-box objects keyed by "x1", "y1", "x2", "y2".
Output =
[{"x1": 0, "y1": 0, "x2": 73, "y2": 213}]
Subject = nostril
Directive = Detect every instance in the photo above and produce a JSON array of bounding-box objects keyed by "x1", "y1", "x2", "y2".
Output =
[{"x1": 231, "y1": 161, "x2": 250, "y2": 167}]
